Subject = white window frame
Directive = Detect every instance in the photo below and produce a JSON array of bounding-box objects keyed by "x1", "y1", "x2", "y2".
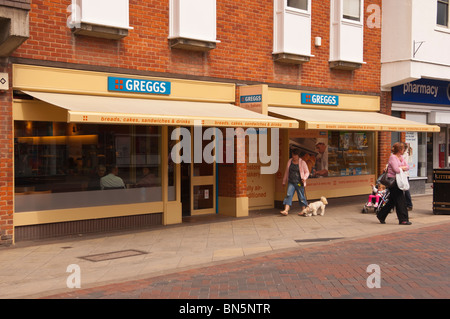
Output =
[
  {"x1": 342, "y1": 0, "x2": 363, "y2": 23},
  {"x1": 286, "y1": 0, "x2": 310, "y2": 13},
  {"x1": 329, "y1": 0, "x2": 365, "y2": 68},
  {"x1": 169, "y1": 0, "x2": 218, "y2": 43},
  {"x1": 437, "y1": 0, "x2": 450, "y2": 28},
  {"x1": 273, "y1": 0, "x2": 312, "y2": 60},
  {"x1": 70, "y1": 0, "x2": 132, "y2": 30}
]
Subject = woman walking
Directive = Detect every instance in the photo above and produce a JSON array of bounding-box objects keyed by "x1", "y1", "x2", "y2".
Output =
[
  {"x1": 280, "y1": 149, "x2": 310, "y2": 216},
  {"x1": 377, "y1": 142, "x2": 412, "y2": 225}
]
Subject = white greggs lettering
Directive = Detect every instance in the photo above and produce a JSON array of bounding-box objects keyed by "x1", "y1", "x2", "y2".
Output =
[
  {"x1": 311, "y1": 95, "x2": 337, "y2": 105},
  {"x1": 403, "y1": 82, "x2": 439, "y2": 98},
  {"x1": 125, "y1": 79, "x2": 167, "y2": 94}
]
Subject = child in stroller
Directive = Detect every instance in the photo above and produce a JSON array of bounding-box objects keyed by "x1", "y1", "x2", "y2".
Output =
[{"x1": 362, "y1": 183, "x2": 389, "y2": 214}]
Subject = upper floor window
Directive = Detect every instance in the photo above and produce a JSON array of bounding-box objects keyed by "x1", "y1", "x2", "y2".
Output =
[
  {"x1": 287, "y1": 0, "x2": 308, "y2": 11},
  {"x1": 70, "y1": 0, "x2": 132, "y2": 39},
  {"x1": 329, "y1": 0, "x2": 364, "y2": 69},
  {"x1": 437, "y1": 0, "x2": 449, "y2": 27},
  {"x1": 169, "y1": 0, "x2": 218, "y2": 51},
  {"x1": 343, "y1": 0, "x2": 361, "y2": 22},
  {"x1": 273, "y1": 0, "x2": 312, "y2": 64}
]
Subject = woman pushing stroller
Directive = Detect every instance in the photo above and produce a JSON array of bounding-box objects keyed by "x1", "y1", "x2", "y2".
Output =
[{"x1": 377, "y1": 142, "x2": 411, "y2": 225}]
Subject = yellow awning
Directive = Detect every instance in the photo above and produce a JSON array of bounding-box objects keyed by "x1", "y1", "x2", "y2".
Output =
[
  {"x1": 22, "y1": 91, "x2": 298, "y2": 129},
  {"x1": 268, "y1": 107, "x2": 440, "y2": 132}
]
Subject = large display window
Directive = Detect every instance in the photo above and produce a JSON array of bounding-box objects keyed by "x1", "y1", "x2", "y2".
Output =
[
  {"x1": 14, "y1": 121, "x2": 162, "y2": 212},
  {"x1": 289, "y1": 129, "x2": 376, "y2": 178}
]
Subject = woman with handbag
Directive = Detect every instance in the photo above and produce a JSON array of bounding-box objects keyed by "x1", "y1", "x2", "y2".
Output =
[
  {"x1": 280, "y1": 148, "x2": 310, "y2": 216},
  {"x1": 377, "y1": 142, "x2": 412, "y2": 225}
]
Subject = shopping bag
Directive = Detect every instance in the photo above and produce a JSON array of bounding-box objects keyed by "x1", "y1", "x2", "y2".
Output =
[{"x1": 396, "y1": 169, "x2": 410, "y2": 191}]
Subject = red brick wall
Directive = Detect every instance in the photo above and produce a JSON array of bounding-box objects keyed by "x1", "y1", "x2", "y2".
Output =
[
  {"x1": 13, "y1": 0, "x2": 381, "y2": 93},
  {"x1": 2, "y1": 0, "x2": 383, "y2": 243},
  {"x1": 0, "y1": 61, "x2": 13, "y2": 246},
  {"x1": 218, "y1": 129, "x2": 247, "y2": 198}
]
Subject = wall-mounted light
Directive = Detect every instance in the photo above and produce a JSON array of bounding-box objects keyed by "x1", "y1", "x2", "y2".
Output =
[{"x1": 315, "y1": 37, "x2": 322, "y2": 47}]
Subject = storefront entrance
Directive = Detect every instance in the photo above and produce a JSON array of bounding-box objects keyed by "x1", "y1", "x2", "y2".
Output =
[{"x1": 180, "y1": 127, "x2": 216, "y2": 216}]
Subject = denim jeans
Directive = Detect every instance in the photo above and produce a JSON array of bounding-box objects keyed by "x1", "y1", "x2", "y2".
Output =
[{"x1": 283, "y1": 182, "x2": 308, "y2": 208}]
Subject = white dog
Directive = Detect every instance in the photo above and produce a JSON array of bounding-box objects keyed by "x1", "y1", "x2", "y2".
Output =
[{"x1": 304, "y1": 197, "x2": 328, "y2": 217}]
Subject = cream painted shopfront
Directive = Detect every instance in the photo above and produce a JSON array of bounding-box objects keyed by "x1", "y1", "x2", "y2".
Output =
[
  {"x1": 12, "y1": 64, "x2": 296, "y2": 241},
  {"x1": 239, "y1": 85, "x2": 440, "y2": 210},
  {"x1": 11, "y1": 64, "x2": 439, "y2": 241}
]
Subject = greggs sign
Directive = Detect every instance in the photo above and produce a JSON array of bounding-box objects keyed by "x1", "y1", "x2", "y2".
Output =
[
  {"x1": 301, "y1": 93, "x2": 339, "y2": 106},
  {"x1": 108, "y1": 76, "x2": 171, "y2": 95}
]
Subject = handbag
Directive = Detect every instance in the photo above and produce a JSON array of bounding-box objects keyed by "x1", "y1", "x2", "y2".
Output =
[
  {"x1": 396, "y1": 169, "x2": 410, "y2": 191},
  {"x1": 379, "y1": 165, "x2": 395, "y2": 188}
]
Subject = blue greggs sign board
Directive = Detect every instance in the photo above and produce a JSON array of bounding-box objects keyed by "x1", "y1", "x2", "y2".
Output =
[
  {"x1": 108, "y1": 77, "x2": 171, "y2": 95},
  {"x1": 301, "y1": 93, "x2": 339, "y2": 106},
  {"x1": 392, "y1": 79, "x2": 450, "y2": 106},
  {"x1": 240, "y1": 94, "x2": 262, "y2": 103}
]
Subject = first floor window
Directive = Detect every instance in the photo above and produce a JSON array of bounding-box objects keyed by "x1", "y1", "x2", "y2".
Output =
[
  {"x1": 287, "y1": 0, "x2": 308, "y2": 11},
  {"x1": 437, "y1": 0, "x2": 449, "y2": 26},
  {"x1": 343, "y1": 0, "x2": 361, "y2": 21}
]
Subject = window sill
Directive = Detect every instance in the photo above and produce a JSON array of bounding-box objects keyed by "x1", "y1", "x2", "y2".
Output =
[
  {"x1": 435, "y1": 26, "x2": 450, "y2": 34},
  {"x1": 273, "y1": 52, "x2": 311, "y2": 64},
  {"x1": 409, "y1": 176, "x2": 428, "y2": 181},
  {"x1": 72, "y1": 22, "x2": 129, "y2": 40},
  {"x1": 169, "y1": 37, "x2": 217, "y2": 52},
  {"x1": 329, "y1": 60, "x2": 364, "y2": 71}
]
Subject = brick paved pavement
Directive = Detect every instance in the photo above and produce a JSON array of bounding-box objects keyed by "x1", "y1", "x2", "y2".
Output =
[{"x1": 46, "y1": 222, "x2": 450, "y2": 300}]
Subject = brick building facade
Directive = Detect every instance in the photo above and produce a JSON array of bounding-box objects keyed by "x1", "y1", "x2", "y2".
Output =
[{"x1": 4, "y1": 0, "x2": 432, "y2": 246}]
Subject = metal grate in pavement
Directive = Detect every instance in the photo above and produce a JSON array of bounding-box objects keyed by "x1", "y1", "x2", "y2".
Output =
[
  {"x1": 295, "y1": 237, "x2": 344, "y2": 243},
  {"x1": 78, "y1": 249, "x2": 148, "y2": 262}
]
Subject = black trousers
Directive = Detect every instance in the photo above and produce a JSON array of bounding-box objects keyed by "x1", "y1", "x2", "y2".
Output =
[{"x1": 377, "y1": 181, "x2": 409, "y2": 223}]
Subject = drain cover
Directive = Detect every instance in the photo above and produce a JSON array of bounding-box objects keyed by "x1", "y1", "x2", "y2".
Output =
[
  {"x1": 295, "y1": 237, "x2": 343, "y2": 243},
  {"x1": 79, "y1": 249, "x2": 147, "y2": 262}
]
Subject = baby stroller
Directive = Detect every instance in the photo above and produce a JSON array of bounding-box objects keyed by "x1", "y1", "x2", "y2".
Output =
[{"x1": 362, "y1": 187, "x2": 390, "y2": 214}]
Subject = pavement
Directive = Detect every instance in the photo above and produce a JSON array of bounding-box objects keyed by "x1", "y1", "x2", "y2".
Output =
[{"x1": 0, "y1": 191, "x2": 449, "y2": 299}]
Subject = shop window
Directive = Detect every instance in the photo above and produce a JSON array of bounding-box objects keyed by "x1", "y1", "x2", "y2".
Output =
[
  {"x1": 288, "y1": 130, "x2": 375, "y2": 178},
  {"x1": 14, "y1": 122, "x2": 162, "y2": 212},
  {"x1": 404, "y1": 132, "x2": 428, "y2": 179},
  {"x1": 273, "y1": 0, "x2": 312, "y2": 64},
  {"x1": 169, "y1": 0, "x2": 218, "y2": 51},
  {"x1": 329, "y1": 0, "x2": 364, "y2": 70},
  {"x1": 69, "y1": 0, "x2": 132, "y2": 39}
]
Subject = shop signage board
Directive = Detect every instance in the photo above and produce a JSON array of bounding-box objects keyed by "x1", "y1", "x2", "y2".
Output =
[
  {"x1": 239, "y1": 85, "x2": 264, "y2": 114},
  {"x1": 392, "y1": 79, "x2": 450, "y2": 106},
  {"x1": 108, "y1": 76, "x2": 171, "y2": 95},
  {"x1": 240, "y1": 94, "x2": 262, "y2": 103},
  {"x1": 433, "y1": 168, "x2": 450, "y2": 215},
  {"x1": 301, "y1": 93, "x2": 339, "y2": 106}
]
